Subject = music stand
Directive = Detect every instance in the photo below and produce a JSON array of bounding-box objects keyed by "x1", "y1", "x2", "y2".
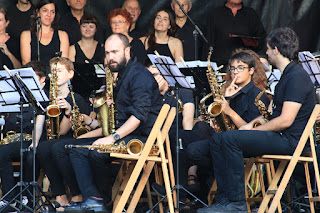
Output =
[
  {"x1": 298, "y1": 51, "x2": 320, "y2": 88},
  {"x1": 147, "y1": 54, "x2": 208, "y2": 211},
  {"x1": 0, "y1": 66, "x2": 50, "y2": 212}
]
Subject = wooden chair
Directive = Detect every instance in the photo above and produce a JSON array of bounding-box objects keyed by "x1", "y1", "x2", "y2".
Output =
[
  {"x1": 110, "y1": 104, "x2": 177, "y2": 213},
  {"x1": 257, "y1": 104, "x2": 320, "y2": 213}
]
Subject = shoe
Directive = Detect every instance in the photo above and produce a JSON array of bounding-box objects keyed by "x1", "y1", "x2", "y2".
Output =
[
  {"x1": 64, "y1": 197, "x2": 110, "y2": 213},
  {"x1": 197, "y1": 197, "x2": 229, "y2": 213},
  {"x1": 197, "y1": 200, "x2": 247, "y2": 213},
  {"x1": 186, "y1": 175, "x2": 201, "y2": 193}
]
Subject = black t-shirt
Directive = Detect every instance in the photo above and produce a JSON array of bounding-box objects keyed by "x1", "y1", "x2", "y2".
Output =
[
  {"x1": 130, "y1": 38, "x2": 147, "y2": 64},
  {"x1": 3, "y1": 106, "x2": 34, "y2": 136},
  {"x1": 7, "y1": 5, "x2": 34, "y2": 41},
  {"x1": 176, "y1": 19, "x2": 197, "y2": 61},
  {"x1": 271, "y1": 61, "x2": 316, "y2": 144},
  {"x1": 207, "y1": 4, "x2": 266, "y2": 66},
  {"x1": 229, "y1": 81, "x2": 270, "y2": 124},
  {"x1": 114, "y1": 58, "x2": 162, "y2": 137}
]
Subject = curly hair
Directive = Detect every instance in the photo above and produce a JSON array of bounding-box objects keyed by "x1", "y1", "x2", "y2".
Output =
[
  {"x1": 30, "y1": 0, "x2": 59, "y2": 33},
  {"x1": 146, "y1": 9, "x2": 177, "y2": 50},
  {"x1": 221, "y1": 48, "x2": 267, "y2": 94},
  {"x1": 107, "y1": 8, "x2": 132, "y2": 29}
]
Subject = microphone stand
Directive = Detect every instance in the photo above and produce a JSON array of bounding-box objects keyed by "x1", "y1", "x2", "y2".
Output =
[{"x1": 36, "y1": 17, "x2": 41, "y2": 61}]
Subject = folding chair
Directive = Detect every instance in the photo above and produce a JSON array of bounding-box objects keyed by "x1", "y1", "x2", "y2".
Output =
[
  {"x1": 110, "y1": 104, "x2": 177, "y2": 213},
  {"x1": 258, "y1": 104, "x2": 320, "y2": 213}
]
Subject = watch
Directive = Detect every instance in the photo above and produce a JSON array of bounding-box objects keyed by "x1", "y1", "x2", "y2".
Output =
[{"x1": 112, "y1": 131, "x2": 120, "y2": 141}]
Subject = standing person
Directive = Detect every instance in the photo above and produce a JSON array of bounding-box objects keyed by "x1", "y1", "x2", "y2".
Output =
[
  {"x1": 171, "y1": 0, "x2": 203, "y2": 61},
  {"x1": 197, "y1": 27, "x2": 316, "y2": 213},
  {"x1": 141, "y1": 9, "x2": 184, "y2": 63},
  {"x1": 0, "y1": 7, "x2": 21, "y2": 69},
  {"x1": 20, "y1": 0, "x2": 69, "y2": 73},
  {"x1": 207, "y1": 0, "x2": 266, "y2": 69},
  {"x1": 122, "y1": 0, "x2": 142, "y2": 39},
  {"x1": 69, "y1": 14, "x2": 104, "y2": 64},
  {"x1": 6, "y1": 0, "x2": 34, "y2": 43},
  {"x1": 108, "y1": 8, "x2": 146, "y2": 64},
  {"x1": 65, "y1": 33, "x2": 162, "y2": 212},
  {"x1": 60, "y1": 0, "x2": 104, "y2": 45}
]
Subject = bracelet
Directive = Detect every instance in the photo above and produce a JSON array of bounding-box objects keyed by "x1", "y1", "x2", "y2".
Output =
[
  {"x1": 88, "y1": 118, "x2": 94, "y2": 126},
  {"x1": 65, "y1": 112, "x2": 71, "y2": 118}
]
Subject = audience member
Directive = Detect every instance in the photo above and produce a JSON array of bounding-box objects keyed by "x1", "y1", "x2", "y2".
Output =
[{"x1": 122, "y1": 0, "x2": 143, "y2": 39}]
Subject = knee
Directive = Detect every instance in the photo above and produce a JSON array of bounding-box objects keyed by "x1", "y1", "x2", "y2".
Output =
[
  {"x1": 88, "y1": 150, "x2": 110, "y2": 165},
  {"x1": 36, "y1": 142, "x2": 50, "y2": 160}
]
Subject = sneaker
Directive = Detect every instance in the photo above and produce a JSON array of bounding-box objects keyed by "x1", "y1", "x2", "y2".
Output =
[{"x1": 197, "y1": 200, "x2": 247, "y2": 213}]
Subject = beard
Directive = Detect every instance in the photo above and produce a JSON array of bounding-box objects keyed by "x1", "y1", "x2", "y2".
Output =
[{"x1": 108, "y1": 56, "x2": 127, "y2": 73}]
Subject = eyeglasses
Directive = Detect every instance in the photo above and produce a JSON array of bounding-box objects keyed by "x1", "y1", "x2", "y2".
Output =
[
  {"x1": 111, "y1": 20, "x2": 127, "y2": 25},
  {"x1": 228, "y1": 66, "x2": 249, "y2": 73}
]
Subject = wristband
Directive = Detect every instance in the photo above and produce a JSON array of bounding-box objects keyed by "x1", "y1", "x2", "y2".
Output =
[
  {"x1": 65, "y1": 112, "x2": 71, "y2": 118},
  {"x1": 88, "y1": 118, "x2": 94, "y2": 126}
]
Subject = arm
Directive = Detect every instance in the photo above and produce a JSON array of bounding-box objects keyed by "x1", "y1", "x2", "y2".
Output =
[
  {"x1": 56, "y1": 97, "x2": 72, "y2": 135},
  {"x1": 241, "y1": 101, "x2": 301, "y2": 131},
  {"x1": 92, "y1": 115, "x2": 141, "y2": 145},
  {"x1": 31, "y1": 114, "x2": 45, "y2": 148},
  {"x1": 78, "y1": 127, "x2": 103, "y2": 138},
  {"x1": 20, "y1": 30, "x2": 31, "y2": 65},
  {"x1": 58, "y1": 30, "x2": 70, "y2": 57},
  {"x1": 1, "y1": 43, "x2": 21, "y2": 68},
  {"x1": 139, "y1": 36, "x2": 148, "y2": 50},
  {"x1": 68, "y1": 45, "x2": 76, "y2": 62},
  {"x1": 170, "y1": 38, "x2": 184, "y2": 63},
  {"x1": 182, "y1": 102, "x2": 195, "y2": 130}
]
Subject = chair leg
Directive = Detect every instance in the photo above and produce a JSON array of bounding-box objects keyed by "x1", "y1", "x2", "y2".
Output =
[{"x1": 304, "y1": 162, "x2": 315, "y2": 213}]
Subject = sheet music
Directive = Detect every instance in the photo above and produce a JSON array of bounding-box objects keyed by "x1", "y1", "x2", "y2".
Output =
[
  {"x1": 148, "y1": 54, "x2": 195, "y2": 89},
  {"x1": 298, "y1": 51, "x2": 320, "y2": 86},
  {"x1": 176, "y1": 60, "x2": 218, "y2": 69},
  {"x1": 265, "y1": 69, "x2": 281, "y2": 95},
  {"x1": 94, "y1": 64, "x2": 105, "y2": 78}
]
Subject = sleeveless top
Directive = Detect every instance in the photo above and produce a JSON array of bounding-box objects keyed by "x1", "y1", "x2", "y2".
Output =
[
  {"x1": 31, "y1": 30, "x2": 60, "y2": 73},
  {"x1": 146, "y1": 37, "x2": 174, "y2": 60},
  {"x1": 74, "y1": 42, "x2": 104, "y2": 64},
  {"x1": 0, "y1": 37, "x2": 20, "y2": 69}
]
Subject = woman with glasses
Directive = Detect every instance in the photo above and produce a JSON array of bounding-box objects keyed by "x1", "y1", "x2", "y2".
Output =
[
  {"x1": 68, "y1": 14, "x2": 104, "y2": 64},
  {"x1": 185, "y1": 49, "x2": 270, "y2": 194},
  {"x1": 107, "y1": 8, "x2": 146, "y2": 64},
  {"x1": 140, "y1": 9, "x2": 183, "y2": 63}
]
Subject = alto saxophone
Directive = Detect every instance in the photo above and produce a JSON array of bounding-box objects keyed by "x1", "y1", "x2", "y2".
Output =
[
  {"x1": 46, "y1": 62, "x2": 61, "y2": 140},
  {"x1": 68, "y1": 80, "x2": 90, "y2": 138},
  {"x1": 199, "y1": 47, "x2": 234, "y2": 132},
  {"x1": 94, "y1": 66, "x2": 115, "y2": 136},
  {"x1": 252, "y1": 89, "x2": 271, "y2": 127}
]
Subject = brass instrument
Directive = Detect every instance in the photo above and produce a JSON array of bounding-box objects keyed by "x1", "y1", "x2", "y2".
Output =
[
  {"x1": 46, "y1": 62, "x2": 61, "y2": 140},
  {"x1": 199, "y1": 47, "x2": 234, "y2": 132},
  {"x1": 252, "y1": 89, "x2": 271, "y2": 128},
  {"x1": 0, "y1": 131, "x2": 32, "y2": 145},
  {"x1": 65, "y1": 139, "x2": 158, "y2": 156},
  {"x1": 68, "y1": 80, "x2": 90, "y2": 138},
  {"x1": 94, "y1": 67, "x2": 115, "y2": 136}
]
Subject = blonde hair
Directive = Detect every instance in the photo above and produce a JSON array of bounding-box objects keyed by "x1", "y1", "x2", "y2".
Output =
[{"x1": 49, "y1": 57, "x2": 74, "y2": 72}]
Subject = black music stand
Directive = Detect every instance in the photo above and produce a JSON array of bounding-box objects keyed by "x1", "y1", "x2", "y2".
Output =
[
  {"x1": 147, "y1": 54, "x2": 208, "y2": 212},
  {"x1": 0, "y1": 66, "x2": 50, "y2": 212},
  {"x1": 299, "y1": 51, "x2": 320, "y2": 88}
]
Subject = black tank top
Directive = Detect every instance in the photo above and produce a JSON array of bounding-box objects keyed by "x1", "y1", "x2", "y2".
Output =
[
  {"x1": 74, "y1": 42, "x2": 104, "y2": 64},
  {"x1": 146, "y1": 39, "x2": 174, "y2": 60},
  {"x1": 31, "y1": 30, "x2": 60, "y2": 73}
]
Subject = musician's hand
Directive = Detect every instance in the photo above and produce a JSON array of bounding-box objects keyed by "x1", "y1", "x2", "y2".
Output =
[
  {"x1": 225, "y1": 76, "x2": 242, "y2": 97},
  {"x1": 82, "y1": 114, "x2": 93, "y2": 125},
  {"x1": 239, "y1": 123, "x2": 252, "y2": 130},
  {"x1": 0, "y1": 43, "x2": 11, "y2": 56},
  {"x1": 214, "y1": 97, "x2": 232, "y2": 115},
  {"x1": 106, "y1": 97, "x2": 113, "y2": 107},
  {"x1": 92, "y1": 135, "x2": 115, "y2": 147},
  {"x1": 57, "y1": 97, "x2": 72, "y2": 114}
]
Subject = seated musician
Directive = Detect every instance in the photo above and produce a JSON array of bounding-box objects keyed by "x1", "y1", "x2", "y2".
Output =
[
  {"x1": 64, "y1": 33, "x2": 162, "y2": 212},
  {"x1": 186, "y1": 49, "x2": 270, "y2": 195},
  {"x1": 0, "y1": 61, "x2": 46, "y2": 209},
  {"x1": 197, "y1": 27, "x2": 316, "y2": 213},
  {"x1": 35, "y1": 57, "x2": 90, "y2": 212}
]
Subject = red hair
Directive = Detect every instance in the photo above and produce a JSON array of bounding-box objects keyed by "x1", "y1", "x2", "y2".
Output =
[{"x1": 107, "y1": 8, "x2": 132, "y2": 26}]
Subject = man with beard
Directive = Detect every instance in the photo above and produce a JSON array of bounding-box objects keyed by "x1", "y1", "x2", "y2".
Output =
[
  {"x1": 197, "y1": 27, "x2": 316, "y2": 213},
  {"x1": 65, "y1": 33, "x2": 162, "y2": 212}
]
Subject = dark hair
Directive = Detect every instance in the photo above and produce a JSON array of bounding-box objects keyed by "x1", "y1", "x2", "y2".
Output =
[
  {"x1": 266, "y1": 27, "x2": 299, "y2": 61},
  {"x1": 107, "y1": 8, "x2": 132, "y2": 29},
  {"x1": 31, "y1": 0, "x2": 59, "y2": 33},
  {"x1": 229, "y1": 51, "x2": 256, "y2": 70},
  {"x1": 107, "y1": 33, "x2": 130, "y2": 48},
  {"x1": 147, "y1": 9, "x2": 177, "y2": 50},
  {"x1": 24, "y1": 61, "x2": 46, "y2": 78},
  {"x1": 0, "y1": 7, "x2": 9, "y2": 21},
  {"x1": 80, "y1": 14, "x2": 98, "y2": 28}
]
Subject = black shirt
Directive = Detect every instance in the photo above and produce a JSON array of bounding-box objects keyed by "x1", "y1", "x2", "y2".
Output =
[
  {"x1": 130, "y1": 38, "x2": 147, "y2": 64},
  {"x1": 229, "y1": 81, "x2": 270, "y2": 124},
  {"x1": 176, "y1": 19, "x2": 196, "y2": 61},
  {"x1": 146, "y1": 43, "x2": 174, "y2": 61},
  {"x1": 271, "y1": 61, "x2": 316, "y2": 145},
  {"x1": 7, "y1": 5, "x2": 34, "y2": 41},
  {"x1": 114, "y1": 58, "x2": 162, "y2": 137},
  {"x1": 59, "y1": 12, "x2": 105, "y2": 45},
  {"x1": 207, "y1": 3, "x2": 266, "y2": 66},
  {"x1": 0, "y1": 37, "x2": 20, "y2": 69},
  {"x1": 3, "y1": 106, "x2": 34, "y2": 136},
  {"x1": 74, "y1": 42, "x2": 104, "y2": 64}
]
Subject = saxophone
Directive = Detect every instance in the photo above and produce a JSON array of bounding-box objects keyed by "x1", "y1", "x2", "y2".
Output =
[
  {"x1": 93, "y1": 66, "x2": 115, "y2": 136},
  {"x1": 0, "y1": 131, "x2": 32, "y2": 145},
  {"x1": 46, "y1": 62, "x2": 61, "y2": 140},
  {"x1": 252, "y1": 89, "x2": 271, "y2": 127},
  {"x1": 199, "y1": 47, "x2": 234, "y2": 132},
  {"x1": 68, "y1": 80, "x2": 90, "y2": 138}
]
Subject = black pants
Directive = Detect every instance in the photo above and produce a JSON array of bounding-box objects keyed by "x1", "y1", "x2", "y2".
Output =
[
  {"x1": 37, "y1": 138, "x2": 85, "y2": 197},
  {"x1": 70, "y1": 135, "x2": 145, "y2": 202},
  {"x1": 210, "y1": 130, "x2": 295, "y2": 201},
  {"x1": 0, "y1": 140, "x2": 36, "y2": 200}
]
